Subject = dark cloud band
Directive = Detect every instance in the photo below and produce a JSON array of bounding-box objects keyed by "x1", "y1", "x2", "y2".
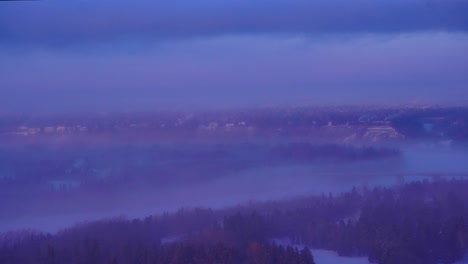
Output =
[{"x1": 1, "y1": 0, "x2": 468, "y2": 47}]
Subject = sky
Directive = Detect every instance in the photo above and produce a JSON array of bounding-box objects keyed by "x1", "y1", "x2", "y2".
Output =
[{"x1": 0, "y1": 0, "x2": 467, "y2": 112}]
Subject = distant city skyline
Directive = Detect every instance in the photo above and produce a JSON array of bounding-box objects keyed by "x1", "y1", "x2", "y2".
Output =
[{"x1": 1, "y1": 0, "x2": 467, "y2": 112}]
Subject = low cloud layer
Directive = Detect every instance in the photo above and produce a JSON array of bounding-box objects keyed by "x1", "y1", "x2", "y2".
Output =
[
  {"x1": 1, "y1": 33, "x2": 467, "y2": 112},
  {"x1": 1, "y1": 0, "x2": 468, "y2": 48},
  {"x1": 1, "y1": 1, "x2": 467, "y2": 111}
]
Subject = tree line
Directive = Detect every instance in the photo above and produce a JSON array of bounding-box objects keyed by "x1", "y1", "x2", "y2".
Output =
[{"x1": 2, "y1": 179, "x2": 468, "y2": 263}]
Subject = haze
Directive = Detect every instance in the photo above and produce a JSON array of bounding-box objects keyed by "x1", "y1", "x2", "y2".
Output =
[
  {"x1": 1, "y1": 0, "x2": 468, "y2": 112},
  {"x1": 1, "y1": 1, "x2": 468, "y2": 264}
]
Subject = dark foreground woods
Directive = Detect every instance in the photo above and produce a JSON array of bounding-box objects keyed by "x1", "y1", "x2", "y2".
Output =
[{"x1": 1, "y1": 179, "x2": 468, "y2": 264}]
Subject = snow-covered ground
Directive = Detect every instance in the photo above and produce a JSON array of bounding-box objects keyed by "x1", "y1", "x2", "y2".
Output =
[
  {"x1": 271, "y1": 238, "x2": 370, "y2": 264},
  {"x1": 311, "y1": 249, "x2": 370, "y2": 264}
]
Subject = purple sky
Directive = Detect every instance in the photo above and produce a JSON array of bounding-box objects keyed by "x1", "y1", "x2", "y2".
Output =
[{"x1": 0, "y1": 0, "x2": 467, "y2": 112}]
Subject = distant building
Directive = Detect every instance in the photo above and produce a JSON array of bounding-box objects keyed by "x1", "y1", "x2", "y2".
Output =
[
  {"x1": 363, "y1": 126, "x2": 404, "y2": 142},
  {"x1": 56, "y1": 126, "x2": 66, "y2": 132}
]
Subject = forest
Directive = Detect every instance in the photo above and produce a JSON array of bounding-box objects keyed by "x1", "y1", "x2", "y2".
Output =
[{"x1": 1, "y1": 179, "x2": 467, "y2": 263}]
